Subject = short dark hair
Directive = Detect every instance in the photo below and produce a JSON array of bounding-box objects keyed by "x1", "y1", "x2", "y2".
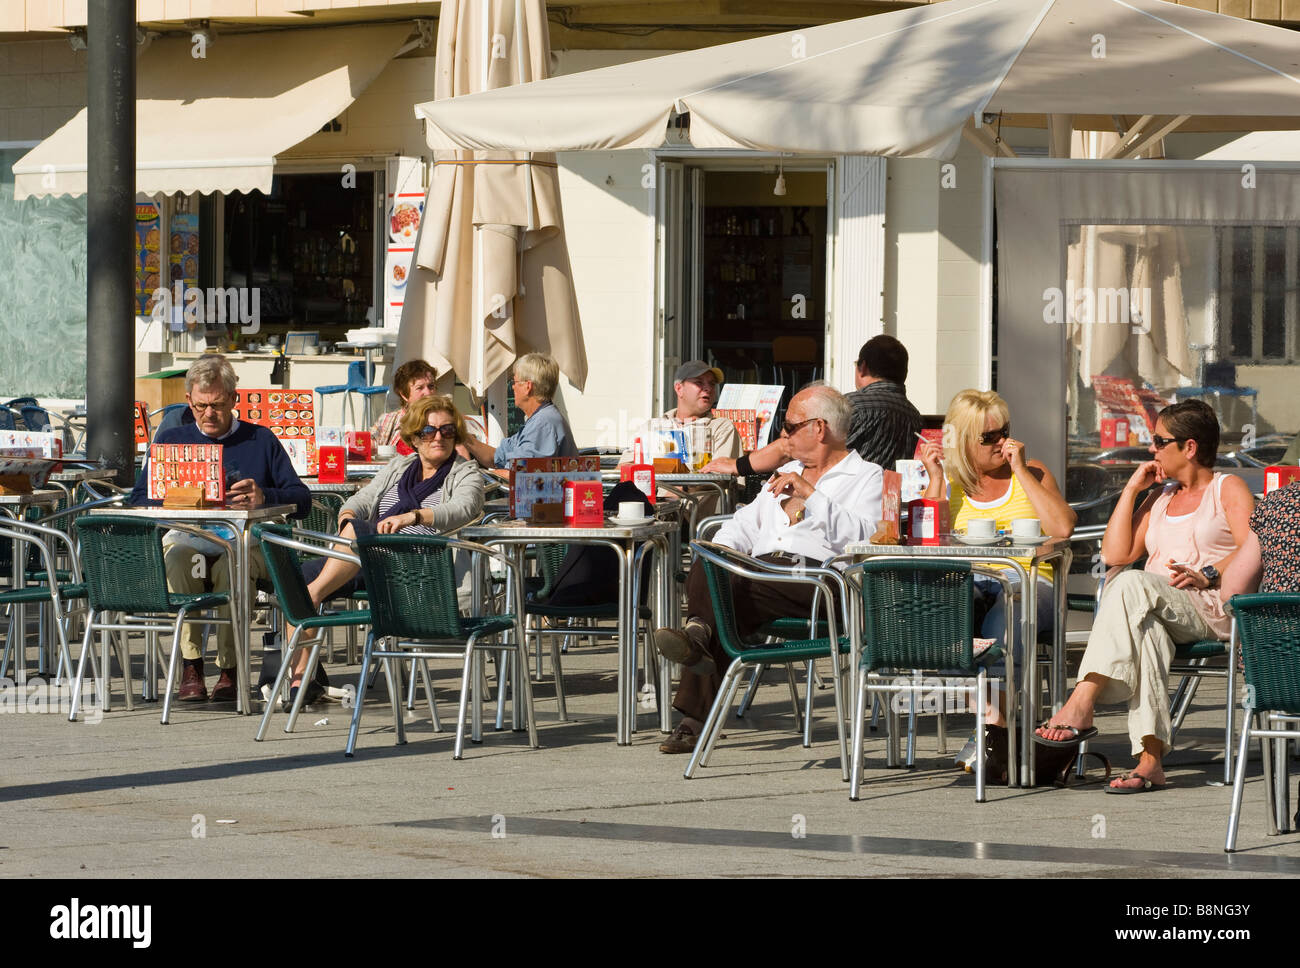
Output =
[
  {"x1": 857, "y1": 335, "x2": 908, "y2": 384},
  {"x1": 392, "y1": 359, "x2": 437, "y2": 402},
  {"x1": 1157, "y1": 399, "x2": 1219, "y2": 468}
]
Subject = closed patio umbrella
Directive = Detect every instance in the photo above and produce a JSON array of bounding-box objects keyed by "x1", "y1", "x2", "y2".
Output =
[{"x1": 397, "y1": 0, "x2": 587, "y2": 400}]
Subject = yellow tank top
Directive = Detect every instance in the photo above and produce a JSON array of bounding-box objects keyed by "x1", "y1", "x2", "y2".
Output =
[{"x1": 950, "y1": 473, "x2": 1053, "y2": 583}]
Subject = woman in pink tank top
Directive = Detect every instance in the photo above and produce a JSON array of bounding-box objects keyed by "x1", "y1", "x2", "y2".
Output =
[{"x1": 1035, "y1": 401, "x2": 1254, "y2": 793}]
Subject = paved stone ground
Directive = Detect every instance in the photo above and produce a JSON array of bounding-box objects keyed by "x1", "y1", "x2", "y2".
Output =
[{"x1": 2, "y1": 636, "x2": 1297, "y2": 882}]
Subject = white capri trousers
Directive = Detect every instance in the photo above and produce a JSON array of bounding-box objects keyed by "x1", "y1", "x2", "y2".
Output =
[{"x1": 1077, "y1": 569, "x2": 1218, "y2": 758}]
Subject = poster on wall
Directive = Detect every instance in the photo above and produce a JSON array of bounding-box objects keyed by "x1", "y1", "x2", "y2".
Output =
[
  {"x1": 170, "y1": 213, "x2": 199, "y2": 327},
  {"x1": 234, "y1": 389, "x2": 318, "y2": 476},
  {"x1": 385, "y1": 156, "x2": 426, "y2": 329},
  {"x1": 135, "y1": 201, "x2": 162, "y2": 316}
]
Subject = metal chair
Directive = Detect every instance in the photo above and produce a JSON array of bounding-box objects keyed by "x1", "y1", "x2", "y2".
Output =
[
  {"x1": 848, "y1": 558, "x2": 1017, "y2": 803},
  {"x1": 67, "y1": 516, "x2": 233, "y2": 723},
  {"x1": 316, "y1": 360, "x2": 385, "y2": 427},
  {"x1": 252, "y1": 523, "x2": 372, "y2": 740},
  {"x1": 347, "y1": 532, "x2": 537, "y2": 759},
  {"x1": 0, "y1": 495, "x2": 122, "y2": 682},
  {"x1": 1225, "y1": 593, "x2": 1300, "y2": 852},
  {"x1": 0, "y1": 519, "x2": 85, "y2": 685},
  {"x1": 685, "y1": 540, "x2": 850, "y2": 781}
]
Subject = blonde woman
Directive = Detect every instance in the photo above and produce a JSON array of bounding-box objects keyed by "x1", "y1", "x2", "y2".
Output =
[
  {"x1": 918, "y1": 390, "x2": 1076, "y2": 761},
  {"x1": 284, "y1": 394, "x2": 484, "y2": 707}
]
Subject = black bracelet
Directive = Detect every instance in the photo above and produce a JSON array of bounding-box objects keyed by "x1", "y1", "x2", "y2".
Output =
[{"x1": 735, "y1": 453, "x2": 753, "y2": 476}]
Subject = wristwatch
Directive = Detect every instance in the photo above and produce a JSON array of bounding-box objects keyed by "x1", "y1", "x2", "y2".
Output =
[{"x1": 1200, "y1": 564, "x2": 1220, "y2": 588}]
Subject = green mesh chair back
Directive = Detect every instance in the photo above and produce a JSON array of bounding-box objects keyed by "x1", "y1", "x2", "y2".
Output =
[
  {"x1": 696, "y1": 553, "x2": 752, "y2": 661},
  {"x1": 1232, "y1": 593, "x2": 1300, "y2": 715},
  {"x1": 300, "y1": 499, "x2": 340, "y2": 549},
  {"x1": 857, "y1": 559, "x2": 976, "y2": 672},
  {"x1": 355, "y1": 533, "x2": 463, "y2": 640},
  {"x1": 532, "y1": 542, "x2": 570, "y2": 603},
  {"x1": 253, "y1": 522, "x2": 319, "y2": 626},
  {"x1": 72, "y1": 516, "x2": 174, "y2": 612}
]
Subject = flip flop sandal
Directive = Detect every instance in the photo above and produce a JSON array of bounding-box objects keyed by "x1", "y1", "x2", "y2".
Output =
[
  {"x1": 1104, "y1": 772, "x2": 1168, "y2": 794},
  {"x1": 1032, "y1": 723, "x2": 1099, "y2": 749}
]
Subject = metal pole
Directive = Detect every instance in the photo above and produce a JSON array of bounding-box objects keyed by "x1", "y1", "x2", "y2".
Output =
[{"x1": 85, "y1": 0, "x2": 136, "y2": 485}]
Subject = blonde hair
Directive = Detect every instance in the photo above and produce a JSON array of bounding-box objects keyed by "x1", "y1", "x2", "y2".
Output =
[
  {"x1": 400, "y1": 394, "x2": 467, "y2": 448},
  {"x1": 942, "y1": 389, "x2": 1010, "y2": 495},
  {"x1": 514, "y1": 353, "x2": 559, "y2": 402}
]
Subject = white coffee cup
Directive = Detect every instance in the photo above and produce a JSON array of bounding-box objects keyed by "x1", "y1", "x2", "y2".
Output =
[
  {"x1": 1012, "y1": 517, "x2": 1041, "y2": 539},
  {"x1": 964, "y1": 518, "x2": 996, "y2": 539},
  {"x1": 617, "y1": 501, "x2": 647, "y2": 521},
  {"x1": 376, "y1": 445, "x2": 397, "y2": 460}
]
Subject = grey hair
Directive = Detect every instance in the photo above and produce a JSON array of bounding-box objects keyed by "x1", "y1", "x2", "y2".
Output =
[
  {"x1": 514, "y1": 352, "x2": 559, "y2": 402},
  {"x1": 798, "y1": 385, "x2": 851, "y2": 444},
  {"x1": 186, "y1": 354, "x2": 238, "y2": 397}
]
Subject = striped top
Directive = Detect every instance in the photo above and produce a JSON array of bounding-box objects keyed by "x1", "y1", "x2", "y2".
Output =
[
  {"x1": 377, "y1": 480, "x2": 444, "y2": 536},
  {"x1": 950, "y1": 472, "x2": 1053, "y2": 583},
  {"x1": 844, "y1": 380, "x2": 923, "y2": 469}
]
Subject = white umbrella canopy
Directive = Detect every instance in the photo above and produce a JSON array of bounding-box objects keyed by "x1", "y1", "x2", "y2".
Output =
[
  {"x1": 397, "y1": 0, "x2": 587, "y2": 400},
  {"x1": 415, "y1": 0, "x2": 1300, "y2": 160}
]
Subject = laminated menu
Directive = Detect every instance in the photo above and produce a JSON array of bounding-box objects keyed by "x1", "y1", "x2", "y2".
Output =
[
  {"x1": 509, "y1": 456, "x2": 601, "y2": 520},
  {"x1": 133, "y1": 401, "x2": 150, "y2": 453},
  {"x1": 0, "y1": 450, "x2": 58, "y2": 492},
  {"x1": 147, "y1": 442, "x2": 224, "y2": 503},
  {"x1": 234, "y1": 389, "x2": 317, "y2": 475},
  {"x1": 713, "y1": 408, "x2": 757, "y2": 453},
  {"x1": 0, "y1": 430, "x2": 62, "y2": 460}
]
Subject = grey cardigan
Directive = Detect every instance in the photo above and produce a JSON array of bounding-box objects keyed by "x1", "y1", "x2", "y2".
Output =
[{"x1": 341, "y1": 454, "x2": 484, "y2": 532}]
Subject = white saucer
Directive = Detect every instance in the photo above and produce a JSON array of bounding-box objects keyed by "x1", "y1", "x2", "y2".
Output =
[
  {"x1": 612, "y1": 515, "x2": 650, "y2": 524},
  {"x1": 1009, "y1": 533, "x2": 1049, "y2": 546},
  {"x1": 952, "y1": 532, "x2": 999, "y2": 546}
]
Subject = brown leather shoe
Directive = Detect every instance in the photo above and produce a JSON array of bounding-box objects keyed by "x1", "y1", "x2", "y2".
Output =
[
  {"x1": 652, "y1": 623, "x2": 715, "y2": 676},
  {"x1": 178, "y1": 660, "x2": 208, "y2": 702},
  {"x1": 210, "y1": 667, "x2": 238, "y2": 703},
  {"x1": 658, "y1": 722, "x2": 699, "y2": 754}
]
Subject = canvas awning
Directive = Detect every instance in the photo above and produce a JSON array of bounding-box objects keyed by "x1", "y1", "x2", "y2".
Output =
[
  {"x1": 12, "y1": 22, "x2": 411, "y2": 200},
  {"x1": 414, "y1": 0, "x2": 1300, "y2": 160}
]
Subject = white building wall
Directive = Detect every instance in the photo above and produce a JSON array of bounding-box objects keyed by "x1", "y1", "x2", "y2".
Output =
[
  {"x1": 548, "y1": 50, "x2": 671, "y2": 445},
  {"x1": 884, "y1": 138, "x2": 987, "y2": 416}
]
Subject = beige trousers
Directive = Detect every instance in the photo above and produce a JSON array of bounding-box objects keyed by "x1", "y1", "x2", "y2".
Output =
[
  {"x1": 163, "y1": 542, "x2": 268, "y2": 669},
  {"x1": 1078, "y1": 569, "x2": 1218, "y2": 758}
]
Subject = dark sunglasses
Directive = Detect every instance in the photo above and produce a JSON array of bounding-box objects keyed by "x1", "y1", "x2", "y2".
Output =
[
  {"x1": 415, "y1": 424, "x2": 457, "y2": 441},
  {"x1": 781, "y1": 417, "x2": 823, "y2": 437},
  {"x1": 1150, "y1": 434, "x2": 1186, "y2": 449},
  {"x1": 978, "y1": 423, "x2": 1011, "y2": 446}
]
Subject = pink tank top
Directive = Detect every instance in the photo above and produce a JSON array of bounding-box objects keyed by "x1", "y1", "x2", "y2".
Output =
[{"x1": 1144, "y1": 473, "x2": 1235, "y2": 639}]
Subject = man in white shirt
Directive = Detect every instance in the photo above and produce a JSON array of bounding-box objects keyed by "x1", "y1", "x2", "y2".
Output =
[{"x1": 655, "y1": 385, "x2": 884, "y2": 754}]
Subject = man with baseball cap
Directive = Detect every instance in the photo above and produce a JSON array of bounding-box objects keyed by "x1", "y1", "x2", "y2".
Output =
[{"x1": 621, "y1": 360, "x2": 740, "y2": 469}]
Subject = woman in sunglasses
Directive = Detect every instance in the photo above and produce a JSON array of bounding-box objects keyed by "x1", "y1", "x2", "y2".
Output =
[
  {"x1": 282, "y1": 394, "x2": 484, "y2": 705},
  {"x1": 918, "y1": 389, "x2": 1076, "y2": 768},
  {"x1": 1035, "y1": 400, "x2": 1254, "y2": 792}
]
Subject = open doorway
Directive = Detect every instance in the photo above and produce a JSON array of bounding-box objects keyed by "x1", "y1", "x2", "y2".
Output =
[{"x1": 657, "y1": 162, "x2": 830, "y2": 429}]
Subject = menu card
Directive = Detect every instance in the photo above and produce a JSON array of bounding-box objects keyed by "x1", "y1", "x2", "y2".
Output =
[
  {"x1": 714, "y1": 408, "x2": 757, "y2": 452},
  {"x1": 715, "y1": 384, "x2": 785, "y2": 447},
  {"x1": 509, "y1": 456, "x2": 601, "y2": 520},
  {"x1": 234, "y1": 388, "x2": 317, "y2": 475},
  {"x1": 147, "y1": 442, "x2": 224, "y2": 503},
  {"x1": 0, "y1": 430, "x2": 61, "y2": 460},
  {"x1": 0, "y1": 451, "x2": 58, "y2": 490}
]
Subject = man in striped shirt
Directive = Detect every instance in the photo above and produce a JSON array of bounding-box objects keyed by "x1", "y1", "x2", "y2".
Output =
[{"x1": 704, "y1": 335, "x2": 922, "y2": 478}]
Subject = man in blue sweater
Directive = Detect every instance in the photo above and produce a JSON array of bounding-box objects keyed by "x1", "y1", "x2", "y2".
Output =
[{"x1": 130, "y1": 354, "x2": 309, "y2": 703}]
